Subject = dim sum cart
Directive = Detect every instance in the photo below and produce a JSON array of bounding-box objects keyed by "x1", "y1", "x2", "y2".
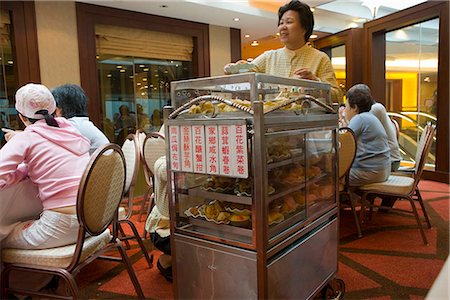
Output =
[{"x1": 164, "y1": 73, "x2": 344, "y2": 299}]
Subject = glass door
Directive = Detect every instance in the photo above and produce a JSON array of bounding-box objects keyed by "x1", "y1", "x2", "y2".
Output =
[{"x1": 385, "y1": 18, "x2": 438, "y2": 169}]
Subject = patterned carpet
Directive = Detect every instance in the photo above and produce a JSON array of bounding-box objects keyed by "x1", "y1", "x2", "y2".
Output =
[{"x1": 77, "y1": 180, "x2": 449, "y2": 299}]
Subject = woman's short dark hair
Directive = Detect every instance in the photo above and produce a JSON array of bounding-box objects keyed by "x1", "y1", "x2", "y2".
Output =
[
  {"x1": 346, "y1": 84, "x2": 375, "y2": 113},
  {"x1": 278, "y1": 0, "x2": 314, "y2": 42},
  {"x1": 52, "y1": 84, "x2": 89, "y2": 118}
]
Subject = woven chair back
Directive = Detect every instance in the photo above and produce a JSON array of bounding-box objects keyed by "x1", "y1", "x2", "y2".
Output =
[
  {"x1": 143, "y1": 132, "x2": 166, "y2": 175},
  {"x1": 338, "y1": 127, "x2": 357, "y2": 179},
  {"x1": 412, "y1": 123, "x2": 435, "y2": 190},
  {"x1": 77, "y1": 144, "x2": 126, "y2": 236},
  {"x1": 391, "y1": 118, "x2": 400, "y2": 141},
  {"x1": 121, "y1": 134, "x2": 139, "y2": 194}
]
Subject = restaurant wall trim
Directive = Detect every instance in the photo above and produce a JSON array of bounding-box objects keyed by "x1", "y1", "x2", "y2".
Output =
[
  {"x1": 209, "y1": 25, "x2": 230, "y2": 76},
  {"x1": 35, "y1": 1, "x2": 80, "y2": 87},
  {"x1": 76, "y1": 2, "x2": 211, "y2": 126}
]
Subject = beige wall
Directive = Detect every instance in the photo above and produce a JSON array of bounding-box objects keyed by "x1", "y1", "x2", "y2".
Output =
[
  {"x1": 35, "y1": 1, "x2": 80, "y2": 87},
  {"x1": 209, "y1": 25, "x2": 231, "y2": 76}
]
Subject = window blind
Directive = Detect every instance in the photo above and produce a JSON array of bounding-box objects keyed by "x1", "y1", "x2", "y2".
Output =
[{"x1": 95, "y1": 25, "x2": 194, "y2": 61}]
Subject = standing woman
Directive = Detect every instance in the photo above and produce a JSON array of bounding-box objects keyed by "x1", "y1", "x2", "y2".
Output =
[
  {"x1": 0, "y1": 83, "x2": 90, "y2": 249},
  {"x1": 224, "y1": 0, "x2": 341, "y2": 102}
]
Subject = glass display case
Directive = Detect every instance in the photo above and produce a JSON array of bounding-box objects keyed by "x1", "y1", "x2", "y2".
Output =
[{"x1": 165, "y1": 73, "x2": 340, "y2": 299}]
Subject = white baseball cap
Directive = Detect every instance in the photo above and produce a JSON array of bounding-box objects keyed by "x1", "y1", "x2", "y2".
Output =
[{"x1": 15, "y1": 83, "x2": 56, "y2": 119}]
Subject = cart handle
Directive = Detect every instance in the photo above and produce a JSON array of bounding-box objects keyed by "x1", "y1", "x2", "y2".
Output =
[
  {"x1": 169, "y1": 95, "x2": 253, "y2": 119},
  {"x1": 263, "y1": 94, "x2": 336, "y2": 114}
]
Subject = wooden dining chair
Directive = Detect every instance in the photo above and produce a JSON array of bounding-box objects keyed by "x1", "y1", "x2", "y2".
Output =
[
  {"x1": 136, "y1": 129, "x2": 154, "y2": 222},
  {"x1": 357, "y1": 123, "x2": 435, "y2": 245},
  {"x1": 141, "y1": 132, "x2": 166, "y2": 238},
  {"x1": 1, "y1": 144, "x2": 145, "y2": 299},
  {"x1": 118, "y1": 133, "x2": 153, "y2": 267},
  {"x1": 338, "y1": 127, "x2": 362, "y2": 238}
]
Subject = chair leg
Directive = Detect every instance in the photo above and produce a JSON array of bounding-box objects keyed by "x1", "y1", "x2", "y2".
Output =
[
  {"x1": 345, "y1": 192, "x2": 363, "y2": 238},
  {"x1": 138, "y1": 188, "x2": 151, "y2": 222},
  {"x1": 416, "y1": 189, "x2": 432, "y2": 229},
  {"x1": 141, "y1": 194, "x2": 155, "y2": 239},
  {"x1": 408, "y1": 196, "x2": 428, "y2": 245},
  {"x1": 118, "y1": 224, "x2": 132, "y2": 250},
  {"x1": 115, "y1": 240, "x2": 145, "y2": 299},
  {"x1": 121, "y1": 219, "x2": 154, "y2": 268},
  {"x1": 56, "y1": 269, "x2": 80, "y2": 299},
  {"x1": 360, "y1": 192, "x2": 368, "y2": 224}
]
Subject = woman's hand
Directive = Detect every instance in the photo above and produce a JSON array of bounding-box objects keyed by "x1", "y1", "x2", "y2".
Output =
[
  {"x1": 2, "y1": 128, "x2": 21, "y2": 142},
  {"x1": 293, "y1": 68, "x2": 319, "y2": 81}
]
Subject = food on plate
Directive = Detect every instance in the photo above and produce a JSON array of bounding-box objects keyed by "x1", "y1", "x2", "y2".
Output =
[
  {"x1": 203, "y1": 200, "x2": 225, "y2": 220},
  {"x1": 229, "y1": 213, "x2": 251, "y2": 227},
  {"x1": 291, "y1": 191, "x2": 306, "y2": 205},
  {"x1": 216, "y1": 211, "x2": 231, "y2": 222},
  {"x1": 280, "y1": 195, "x2": 299, "y2": 214},
  {"x1": 307, "y1": 165, "x2": 321, "y2": 179},
  {"x1": 268, "y1": 211, "x2": 284, "y2": 225},
  {"x1": 203, "y1": 176, "x2": 235, "y2": 191},
  {"x1": 188, "y1": 206, "x2": 200, "y2": 217}
]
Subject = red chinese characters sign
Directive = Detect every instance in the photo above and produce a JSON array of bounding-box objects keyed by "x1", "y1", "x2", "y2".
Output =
[
  {"x1": 168, "y1": 123, "x2": 248, "y2": 178},
  {"x1": 168, "y1": 126, "x2": 180, "y2": 171},
  {"x1": 181, "y1": 126, "x2": 193, "y2": 172},
  {"x1": 192, "y1": 125, "x2": 206, "y2": 173},
  {"x1": 206, "y1": 125, "x2": 219, "y2": 175}
]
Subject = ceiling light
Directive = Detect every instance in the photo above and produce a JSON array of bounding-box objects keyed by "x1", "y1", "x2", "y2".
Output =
[
  {"x1": 170, "y1": 60, "x2": 174, "y2": 63},
  {"x1": 354, "y1": 18, "x2": 367, "y2": 23},
  {"x1": 276, "y1": 32, "x2": 280, "y2": 36},
  {"x1": 143, "y1": 68, "x2": 149, "y2": 71},
  {"x1": 107, "y1": 74, "x2": 112, "y2": 78},
  {"x1": 310, "y1": 34, "x2": 318, "y2": 39},
  {"x1": 310, "y1": 8, "x2": 315, "y2": 12},
  {"x1": 129, "y1": 75, "x2": 134, "y2": 79},
  {"x1": 424, "y1": 76, "x2": 431, "y2": 82},
  {"x1": 95, "y1": 55, "x2": 99, "y2": 59},
  {"x1": 251, "y1": 41, "x2": 259, "y2": 47},
  {"x1": 139, "y1": 64, "x2": 145, "y2": 68},
  {"x1": 137, "y1": 82, "x2": 141, "y2": 86},
  {"x1": 119, "y1": 69, "x2": 125, "y2": 73},
  {"x1": 143, "y1": 78, "x2": 147, "y2": 81},
  {"x1": 116, "y1": 65, "x2": 122, "y2": 69},
  {"x1": 233, "y1": 17, "x2": 240, "y2": 22},
  {"x1": 145, "y1": 85, "x2": 149, "y2": 88},
  {"x1": 7, "y1": 60, "x2": 13, "y2": 64},
  {"x1": 244, "y1": 34, "x2": 250, "y2": 38},
  {"x1": 141, "y1": 92, "x2": 146, "y2": 96},
  {"x1": 155, "y1": 74, "x2": 159, "y2": 77}
]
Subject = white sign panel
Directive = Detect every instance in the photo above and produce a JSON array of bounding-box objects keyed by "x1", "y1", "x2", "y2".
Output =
[
  {"x1": 232, "y1": 124, "x2": 248, "y2": 178},
  {"x1": 168, "y1": 126, "x2": 180, "y2": 171},
  {"x1": 181, "y1": 125, "x2": 193, "y2": 172},
  {"x1": 218, "y1": 125, "x2": 232, "y2": 176},
  {"x1": 205, "y1": 125, "x2": 219, "y2": 175},
  {"x1": 192, "y1": 125, "x2": 206, "y2": 174}
]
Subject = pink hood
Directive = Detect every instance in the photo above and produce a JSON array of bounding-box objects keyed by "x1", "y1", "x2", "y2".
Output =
[{"x1": 25, "y1": 118, "x2": 90, "y2": 155}]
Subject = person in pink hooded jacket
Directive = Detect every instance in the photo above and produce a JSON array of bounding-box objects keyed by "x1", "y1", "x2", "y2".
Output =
[{"x1": 0, "y1": 83, "x2": 90, "y2": 249}]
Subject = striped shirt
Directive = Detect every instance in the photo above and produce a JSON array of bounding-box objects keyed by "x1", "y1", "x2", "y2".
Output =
[{"x1": 251, "y1": 45, "x2": 342, "y2": 102}]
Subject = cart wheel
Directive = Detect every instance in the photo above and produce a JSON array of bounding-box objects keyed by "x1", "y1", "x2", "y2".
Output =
[{"x1": 321, "y1": 278, "x2": 345, "y2": 300}]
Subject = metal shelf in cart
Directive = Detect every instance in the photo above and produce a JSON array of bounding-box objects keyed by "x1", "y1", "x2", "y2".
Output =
[{"x1": 164, "y1": 73, "x2": 344, "y2": 299}]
